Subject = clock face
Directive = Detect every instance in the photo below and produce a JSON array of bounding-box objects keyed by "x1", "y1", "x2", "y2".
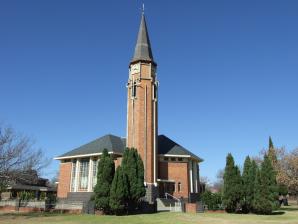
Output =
[{"x1": 130, "y1": 63, "x2": 140, "y2": 75}]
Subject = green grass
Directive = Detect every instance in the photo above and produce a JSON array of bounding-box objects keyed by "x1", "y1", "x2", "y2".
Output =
[{"x1": 1, "y1": 205, "x2": 298, "y2": 224}]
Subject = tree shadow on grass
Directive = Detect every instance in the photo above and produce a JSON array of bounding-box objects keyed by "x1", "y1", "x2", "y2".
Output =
[
  {"x1": 280, "y1": 206, "x2": 298, "y2": 212},
  {"x1": 0, "y1": 212, "x2": 67, "y2": 219},
  {"x1": 270, "y1": 211, "x2": 285, "y2": 215}
]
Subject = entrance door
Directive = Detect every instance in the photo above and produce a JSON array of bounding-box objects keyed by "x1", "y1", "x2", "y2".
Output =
[{"x1": 158, "y1": 182, "x2": 175, "y2": 197}]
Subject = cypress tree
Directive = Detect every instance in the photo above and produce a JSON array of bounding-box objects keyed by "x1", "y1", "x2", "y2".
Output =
[
  {"x1": 269, "y1": 136, "x2": 274, "y2": 150},
  {"x1": 241, "y1": 156, "x2": 252, "y2": 213},
  {"x1": 268, "y1": 136, "x2": 277, "y2": 168},
  {"x1": 223, "y1": 153, "x2": 242, "y2": 213},
  {"x1": 247, "y1": 160, "x2": 257, "y2": 212},
  {"x1": 94, "y1": 148, "x2": 115, "y2": 213},
  {"x1": 121, "y1": 148, "x2": 145, "y2": 211},
  {"x1": 253, "y1": 154, "x2": 278, "y2": 214},
  {"x1": 109, "y1": 166, "x2": 129, "y2": 215},
  {"x1": 136, "y1": 152, "x2": 146, "y2": 199}
]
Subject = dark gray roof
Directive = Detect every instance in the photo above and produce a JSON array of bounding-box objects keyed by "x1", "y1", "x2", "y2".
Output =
[
  {"x1": 158, "y1": 135, "x2": 203, "y2": 162},
  {"x1": 8, "y1": 184, "x2": 56, "y2": 192},
  {"x1": 131, "y1": 14, "x2": 154, "y2": 63},
  {"x1": 57, "y1": 134, "x2": 125, "y2": 158},
  {"x1": 56, "y1": 134, "x2": 202, "y2": 162}
]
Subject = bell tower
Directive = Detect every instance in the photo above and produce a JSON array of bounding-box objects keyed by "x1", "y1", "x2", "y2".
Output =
[{"x1": 126, "y1": 13, "x2": 158, "y2": 203}]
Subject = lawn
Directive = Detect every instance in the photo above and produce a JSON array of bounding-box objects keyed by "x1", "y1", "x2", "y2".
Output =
[{"x1": 1, "y1": 205, "x2": 298, "y2": 224}]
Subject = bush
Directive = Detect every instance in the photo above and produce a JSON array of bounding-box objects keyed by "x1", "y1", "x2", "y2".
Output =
[
  {"x1": 19, "y1": 191, "x2": 35, "y2": 200},
  {"x1": 202, "y1": 191, "x2": 222, "y2": 210}
]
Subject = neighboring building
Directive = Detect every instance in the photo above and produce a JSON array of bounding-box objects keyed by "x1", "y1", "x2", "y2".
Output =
[
  {"x1": 1, "y1": 170, "x2": 56, "y2": 200},
  {"x1": 55, "y1": 14, "x2": 203, "y2": 204}
]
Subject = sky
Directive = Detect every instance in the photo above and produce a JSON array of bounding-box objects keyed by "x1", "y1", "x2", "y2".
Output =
[{"x1": 1, "y1": 0, "x2": 298, "y2": 183}]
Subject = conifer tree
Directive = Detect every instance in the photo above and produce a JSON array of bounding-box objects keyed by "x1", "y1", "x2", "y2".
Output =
[
  {"x1": 253, "y1": 154, "x2": 278, "y2": 214},
  {"x1": 241, "y1": 156, "x2": 252, "y2": 213},
  {"x1": 223, "y1": 153, "x2": 242, "y2": 213},
  {"x1": 247, "y1": 160, "x2": 257, "y2": 212},
  {"x1": 136, "y1": 152, "x2": 146, "y2": 199},
  {"x1": 109, "y1": 166, "x2": 129, "y2": 215},
  {"x1": 121, "y1": 148, "x2": 145, "y2": 210},
  {"x1": 94, "y1": 148, "x2": 115, "y2": 213},
  {"x1": 269, "y1": 136, "x2": 274, "y2": 150},
  {"x1": 268, "y1": 136, "x2": 277, "y2": 168}
]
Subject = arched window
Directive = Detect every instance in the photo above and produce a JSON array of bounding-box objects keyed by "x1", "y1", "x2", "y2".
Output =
[{"x1": 178, "y1": 182, "x2": 182, "y2": 192}]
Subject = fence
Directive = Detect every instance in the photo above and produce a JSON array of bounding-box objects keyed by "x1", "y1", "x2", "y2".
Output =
[{"x1": 0, "y1": 199, "x2": 48, "y2": 212}]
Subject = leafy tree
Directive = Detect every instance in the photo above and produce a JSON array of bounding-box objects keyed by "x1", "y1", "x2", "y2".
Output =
[
  {"x1": 0, "y1": 125, "x2": 49, "y2": 192},
  {"x1": 253, "y1": 154, "x2": 278, "y2": 214},
  {"x1": 94, "y1": 148, "x2": 115, "y2": 213},
  {"x1": 121, "y1": 148, "x2": 145, "y2": 210},
  {"x1": 223, "y1": 153, "x2": 242, "y2": 213},
  {"x1": 109, "y1": 166, "x2": 129, "y2": 215}
]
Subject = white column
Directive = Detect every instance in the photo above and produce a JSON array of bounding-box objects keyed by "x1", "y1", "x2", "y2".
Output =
[
  {"x1": 87, "y1": 158, "x2": 93, "y2": 192},
  {"x1": 69, "y1": 160, "x2": 74, "y2": 192},
  {"x1": 74, "y1": 159, "x2": 80, "y2": 192},
  {"x1": 189, "y1": 160, "x2": 193, "y2": 193}
]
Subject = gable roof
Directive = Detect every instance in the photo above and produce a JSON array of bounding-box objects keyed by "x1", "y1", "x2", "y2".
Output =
[
  {"x1": 55, "y1": 134, "x2": 203, "y2": 162},
  {"x1": 55, "y1": 134, "x2": 125, "y2": 159},
  {"x1": 158, "y1": 135, "x2": 203, "y2": 162}
]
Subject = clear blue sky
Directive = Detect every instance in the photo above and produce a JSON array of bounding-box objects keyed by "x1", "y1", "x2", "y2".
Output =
[{"x1": 1, "y1": 0, "x2": 298, "y2": 182}]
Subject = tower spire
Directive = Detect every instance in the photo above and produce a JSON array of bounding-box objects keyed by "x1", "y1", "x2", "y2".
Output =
[{"x1": 131, "y1": 13, "x2": 154, "y2": 63}]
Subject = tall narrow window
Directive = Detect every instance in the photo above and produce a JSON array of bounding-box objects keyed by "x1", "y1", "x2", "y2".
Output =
[
  {"x1": 70, "y1": 160, "x2": 77, "y2": 192},
  {"x1": 92, "y1": 159, "x2": 98, "y2": 189},
  {"x1": 178, "y1": 182, "x2": 182, "y2": 192},
  {"x1": 132, "y1": 81, "x2": 137, "y2": 98},
  {"x1": 79, "y1": 159, "x2": 89, "y2": 191},
  {"x1": 153, "y1": 84, "x2": 157, "y2": 99}
]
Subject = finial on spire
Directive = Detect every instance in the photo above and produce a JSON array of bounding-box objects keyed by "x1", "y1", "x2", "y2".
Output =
[{"x1": 142, "y1": 3, "x2": 145, "y2": 14}]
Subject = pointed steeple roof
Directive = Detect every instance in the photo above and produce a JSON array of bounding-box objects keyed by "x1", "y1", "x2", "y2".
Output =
[{"x1": 131, "y1": 14, "x2": 154, "y2": 63}]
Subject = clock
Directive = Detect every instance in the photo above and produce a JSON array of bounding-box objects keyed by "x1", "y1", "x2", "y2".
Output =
[{"x1": 130, "y1": 63, "x2": 140, "y2": 75}]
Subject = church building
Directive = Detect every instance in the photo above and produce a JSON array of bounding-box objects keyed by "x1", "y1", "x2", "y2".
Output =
[{"x1": 55, "y1": 14, "x2": 203, "y2": 204}]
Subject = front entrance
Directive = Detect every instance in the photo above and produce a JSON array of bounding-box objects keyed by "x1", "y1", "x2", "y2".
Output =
[{"x1": 158, "y1": 181, "x2": 175, "y2": 198}]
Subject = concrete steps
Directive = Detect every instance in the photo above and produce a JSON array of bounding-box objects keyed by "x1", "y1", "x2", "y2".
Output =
[
  {"x1": 65, "y1": 192, "x2": 93, "y2": 203},
  {"x1": 157, "y1": 198, "x2": 177, "y2": 211}
]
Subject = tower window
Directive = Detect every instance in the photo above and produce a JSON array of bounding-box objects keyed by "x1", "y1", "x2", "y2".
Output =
[
  {"x1": 132, "y1": 81, "x2": 137, "y2": 98},
  {"x1": 153, "y1": 84, "x2": 157, "y2": 99}
]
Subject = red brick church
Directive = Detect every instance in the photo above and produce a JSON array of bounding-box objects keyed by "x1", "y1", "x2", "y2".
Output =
[{"x1": 55, "y1": 13, "x2": 203, "y2": 205}]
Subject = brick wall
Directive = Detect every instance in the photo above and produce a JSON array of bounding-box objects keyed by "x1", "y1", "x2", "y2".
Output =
[
  {"x1": 158, "y1": 161, "x2": 189, "y2": 198},
  {"x1": 57, "y1": 162, "x2": 72, "y2": 198},
  {"x1": 114, "y1": 157, "x2": 122, "y2": 168},
  {"x1": 185, "y1": 203, "x2": 197, "y2": 213}
]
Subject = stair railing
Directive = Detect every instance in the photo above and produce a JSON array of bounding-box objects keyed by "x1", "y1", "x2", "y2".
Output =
[
  {"x1": 164, "y1": 193, "x2": 182, "y2": 212},
  {"x1": 165, "y1": 192, "x2": 180, "y2": 202}
]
